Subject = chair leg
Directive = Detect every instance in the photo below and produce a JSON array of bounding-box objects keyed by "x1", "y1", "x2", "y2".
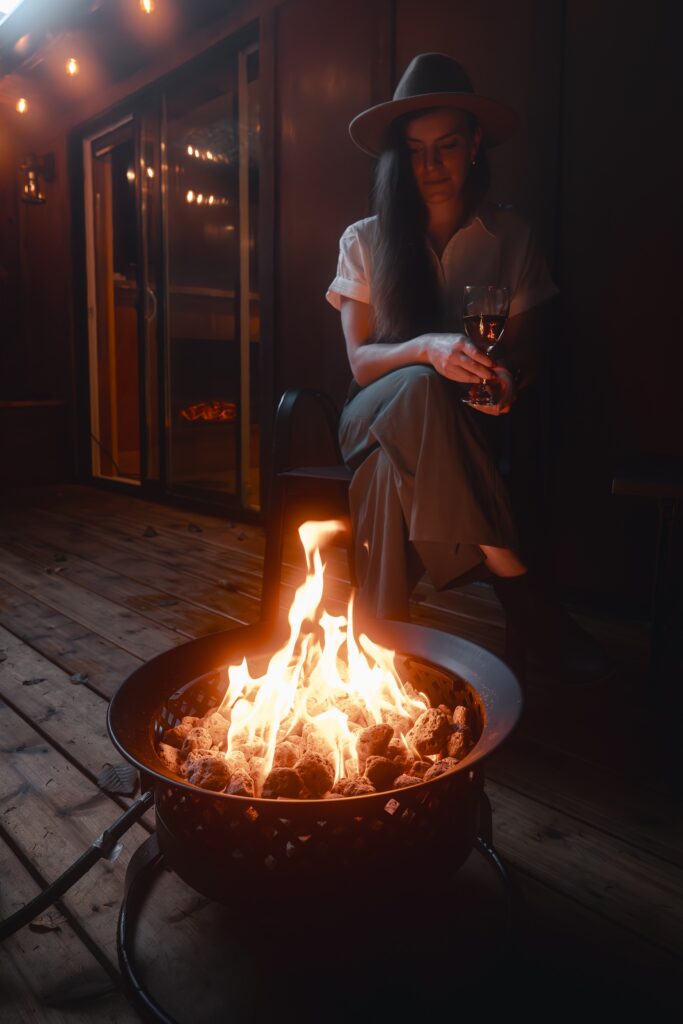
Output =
[
  {"x1": 504, "y1": 620, "x2": 527, "y2": 685},
  {"x1": 261, "y1": 479, "x2": 287, "y2": 624}
]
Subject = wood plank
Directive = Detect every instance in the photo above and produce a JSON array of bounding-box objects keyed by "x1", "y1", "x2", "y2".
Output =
[
  {"x1": 0, "y1": 546, "x2": 185, "y2": 661},
  {"x1": 0, "y1": 578, "x2": 142, "y2": 701},
  {"x1": 7, "y1": 490, "x2": 503, "y2": 643},
  {"x1": 0, "y1": 698, "x2": 194, "y2": 980},
  {"x1": 0, "y1": 520, "x2": 240, "y2": 638},
  {"x1": 0, "y1": 626, "x2": 154, "y2": 833},
  {"x1": 503, "y1": 863, "x2": 681, "y2": 1012},
  {"x1": 488, "y1": 734, "x2": 683, "y2": 868},
  {"x1": 3, "y1": 504, "x2": 261, "y2": 621},
  {"x1": 7, "y1": 483, "x2": 350, "y2": 577},
  {"x1": 488, "y1": 778, "x2": 683, "y2": 956},
  {"x1": 0, "y1": 699, "x2": 150, "y2": 969},
  {"x1": 0, "y1": 837, "x2": 137, "y2": 1023},
  {"x1": 10, "y1": 483, "x2": 350, "y2": 581}
]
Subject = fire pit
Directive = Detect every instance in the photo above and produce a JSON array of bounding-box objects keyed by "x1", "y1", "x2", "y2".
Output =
[
  {"x1": 109, "y1": 516, "x2": 520, "y2": 909},
  {"x1": 101, "y1": 522, "x2": 523, "y2": 1021}
]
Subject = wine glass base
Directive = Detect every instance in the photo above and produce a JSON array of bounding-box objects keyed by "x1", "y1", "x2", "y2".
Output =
[{"x1": 461, "y1": 395, "x2": 499, "y2": 408}]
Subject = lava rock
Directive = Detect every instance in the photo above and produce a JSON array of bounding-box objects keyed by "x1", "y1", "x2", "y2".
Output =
[
  {"x1": 357, "y1": 724, "x2": 394, "y2": 767},
  {"x1": 181, "y1": 727, "x2": 213, "y2": 755},
  {"x1": 202, "y1": 712, "x2": 230, "y2": 749},
  {"x1": 157, "y1": 743, "x2": 182, "y2": 774},
  {"x1": 186, "y1": 755, "x2": 231, "y2": 791},
  {"x1": 406, "y1": 710, "x2": 449, "y2": 757},
  {"x1": 446, "y1": 730, "x2": 470, "y2": 760},
  {"x1": 272, "y1": 741, "x2": 299, "y2": 768},
  {"x1": 163, "y1": 717, "x2": 202, "y2": 749},
  {"x1": 364, "y1": 756, "x2": 403, "y2": 790},
  {"x1": 386, "y1": 740, "x2": 410, "y2": 764},
  {"x1": 393, "y1": 774, "x2": 422, "y2": 788},
  {"x1": 226, "y1": 770, "x2": 255, "y2": 796},
  {"x1": 453, "y1": 705, "x2": 471, "y2": 730},
  {"x1": 333, "y1": 775, "x2": 376, "y2": 796},
  {"x1": 294, "y1": 752, "x2": 335, "y2": 797},
  {"x1": 262, "y1": 767, "x2": 302, "y2": 799},
  {"x1": 423, "y1": 757, "x2": 459, "y2": 781},
  {"x1": 225, "y1": 750, "x2": 250, "y2": 775}
]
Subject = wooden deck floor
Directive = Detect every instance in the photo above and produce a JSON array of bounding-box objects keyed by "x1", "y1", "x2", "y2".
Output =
[{"x1": 0, "y1": 484, "x2": 680, "y2": 1021}]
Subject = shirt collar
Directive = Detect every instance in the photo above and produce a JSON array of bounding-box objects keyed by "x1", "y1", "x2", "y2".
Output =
[
  {"x1": 461, "y1": 200, "x2": 497, "y2": 239},
  {"x1": 425, "y1": 201, "x2": 498, "y2": 263}
]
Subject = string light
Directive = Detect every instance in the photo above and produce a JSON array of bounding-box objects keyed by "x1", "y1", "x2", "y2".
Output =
[
  {"x1": 184, "y1": 146, "x2": 229, "y2": 165},
  {"x1": 146, "y1": 166, "x2": 154, "y2": 178},
  {"x1": 127, "y1": 169, "x2": 136, "y2": 182},
  {"x1": 16, "y1": 97, "x2": 28, "y2": 114},
  {"x1": 185, "y1": 190, "x2": 230, "y2": 206},
  {"x1": 66, "y1": 57, "x2": 79, "y2": 77}
]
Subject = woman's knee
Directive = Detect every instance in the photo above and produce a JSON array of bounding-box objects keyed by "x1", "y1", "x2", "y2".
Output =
[{"x1": 394, "y1": 363, "x2": 455, "y2": 412}]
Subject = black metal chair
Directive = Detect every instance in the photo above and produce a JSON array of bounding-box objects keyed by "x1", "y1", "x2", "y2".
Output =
[{"x1": 260, "y1": 389, "x2": 355, "y2": 624}]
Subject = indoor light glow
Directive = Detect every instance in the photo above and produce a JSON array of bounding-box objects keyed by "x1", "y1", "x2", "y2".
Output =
[
  {"x1": 66, "y1": 56, "x2": 79, "y2": 76},
  {"x1": 140, "y1": 0, "x2": 154, "y2": 14},
  {"x1": 15, "y1": 97, "x2": 27, "y2": 113}
]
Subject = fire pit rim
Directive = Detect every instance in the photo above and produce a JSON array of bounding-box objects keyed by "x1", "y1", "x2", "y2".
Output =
[{"x1": 107, "y1": 620, "x2": 523, "y2": 807}]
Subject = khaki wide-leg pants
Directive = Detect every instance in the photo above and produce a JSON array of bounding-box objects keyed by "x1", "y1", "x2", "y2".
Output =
[{"x1": 338, "y1": 365, "x2": 519, "y2": 621}]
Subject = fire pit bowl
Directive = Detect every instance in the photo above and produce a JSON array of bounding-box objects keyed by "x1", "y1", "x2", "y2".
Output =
[{"x1": 108, "y1": 620, "x2": 522, "y2": 906}]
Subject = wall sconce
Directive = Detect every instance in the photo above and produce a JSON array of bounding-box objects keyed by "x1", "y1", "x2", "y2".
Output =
[{"x1": 20, "y1": 153, "x2": 56, "y2": 205}]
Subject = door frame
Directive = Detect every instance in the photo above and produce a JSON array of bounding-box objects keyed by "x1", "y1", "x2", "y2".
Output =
[{"x1": 82, "y1": 113, "x2": 141, "y2": 486}]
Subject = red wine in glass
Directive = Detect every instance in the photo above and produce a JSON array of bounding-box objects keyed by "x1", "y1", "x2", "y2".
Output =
[{"x1": 461, "y1": 285, "x2": 510, "y2": 406}]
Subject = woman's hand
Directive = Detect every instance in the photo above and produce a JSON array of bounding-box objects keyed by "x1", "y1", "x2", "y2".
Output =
[
  {"x1": 470, "y1": 366, "x2": 517, "y2": 416},
  {"x1": 424, "y1": 333, "x2": 495, "y2": 384}
]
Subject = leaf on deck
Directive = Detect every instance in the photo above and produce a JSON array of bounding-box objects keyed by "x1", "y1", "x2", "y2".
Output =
[{"x1": 97, "y1": 762, "x2": 138, "y2": 796}]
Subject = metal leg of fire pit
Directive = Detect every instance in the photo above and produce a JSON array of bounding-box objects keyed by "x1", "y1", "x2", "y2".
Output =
[
  {"x1": 475, "y1": 789, "x2": 517, "y2": 941},
  {"x1": 117, "y1": 833, "x2": 180, "y2": 1024},
  {"x1": 117, "y1": 799, "x2": 516, "y2": 1024}
]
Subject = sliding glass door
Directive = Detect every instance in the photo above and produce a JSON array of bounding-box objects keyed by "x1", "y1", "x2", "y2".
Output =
[{"x1": 82, "y1": 32, "x2": 261, "y2": 510}]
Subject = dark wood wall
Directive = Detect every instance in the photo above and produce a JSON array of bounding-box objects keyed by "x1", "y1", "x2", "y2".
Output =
[
  {"x1": 0, "y1": 120, "x2": 22, "y2": 393},
  {"x1": 2, "y1": 0, "x2": 678, "y2": 607}
]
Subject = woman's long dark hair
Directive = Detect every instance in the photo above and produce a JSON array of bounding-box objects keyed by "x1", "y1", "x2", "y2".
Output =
[{"x1": 370, "y1": 108, "x2": 490, "y2": 343}]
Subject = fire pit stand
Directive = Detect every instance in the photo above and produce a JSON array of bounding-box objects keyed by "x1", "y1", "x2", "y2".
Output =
[
  {"x1": 107, "y1": 619, "x2": 523, "y2": 1023},
  {"x1": 116, "y1": 789, "x2": 514, "y2": 1024}
]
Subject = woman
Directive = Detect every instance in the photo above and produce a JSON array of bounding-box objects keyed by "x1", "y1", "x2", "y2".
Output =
[{"x1": 326, "y1": 53, "x2": 613, "y2": 685}]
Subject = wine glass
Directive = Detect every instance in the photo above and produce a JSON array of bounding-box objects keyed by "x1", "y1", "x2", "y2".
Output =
[{"x1": 461, "y1": 285, "x2": 510, "y2": 406}]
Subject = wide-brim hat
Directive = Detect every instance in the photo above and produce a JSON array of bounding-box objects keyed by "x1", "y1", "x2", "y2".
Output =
[{"x1": 349, "y1": 52, "x2": 519, "y2": 157}]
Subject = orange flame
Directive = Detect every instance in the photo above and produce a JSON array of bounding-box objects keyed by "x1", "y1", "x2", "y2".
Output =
[
  {"x1": 180, "y1": 401, "x2": 237, "y2": 422},
  {"x1": 216, "y1": 520, "x2": 428, "y2": 790}
]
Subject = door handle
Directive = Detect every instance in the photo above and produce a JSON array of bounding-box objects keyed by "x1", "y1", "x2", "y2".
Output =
[{"x1": 145, "y1": 285, "x2": 157, "y2": 321}]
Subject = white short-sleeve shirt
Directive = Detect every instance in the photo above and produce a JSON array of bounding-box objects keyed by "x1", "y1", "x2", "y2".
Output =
[{"x1": 326, "y1": 201, "x2": 558, "y2": 326}]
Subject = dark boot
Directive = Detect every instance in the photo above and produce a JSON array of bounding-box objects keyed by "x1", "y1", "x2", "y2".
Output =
[{"x1": 491, "y1": 572, "x2": 618, "y2": 687}]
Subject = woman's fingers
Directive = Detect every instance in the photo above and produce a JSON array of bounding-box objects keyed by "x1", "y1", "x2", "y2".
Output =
[
  {"x1": 445, "y1": 364, "x2": 481, "y2": 383},
  {"x1": 460, "y1": 340, "x2": 494, "y2": 368}
]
